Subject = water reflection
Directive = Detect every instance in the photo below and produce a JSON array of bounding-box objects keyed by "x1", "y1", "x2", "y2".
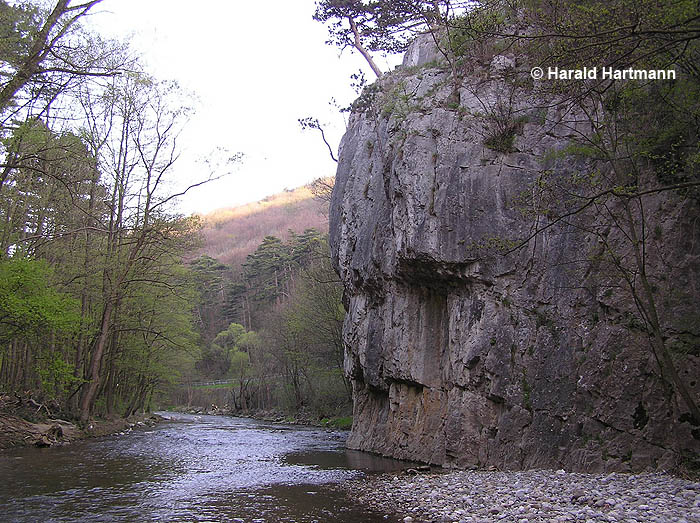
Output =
[
  {"x1": 284, "y1": 449, "x2": 418, "y2": 472},
  {"x1": 0, "y1": 413, "x2": 402, "y2": 522}
]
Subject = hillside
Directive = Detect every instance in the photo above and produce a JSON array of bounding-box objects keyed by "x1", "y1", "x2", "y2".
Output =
[{"x1": 194, "y1": 182, "x2": 330, "y2": 268}]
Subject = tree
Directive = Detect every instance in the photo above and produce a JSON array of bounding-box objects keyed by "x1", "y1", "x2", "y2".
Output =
[
  {"x1": 310, "y1": 176, "x2": 335, "y2": 209},
  {"x1": 188, "y1": 230, "x2": 349, "y2": 416},
  {"x1": 313, "y1": 1, "x2": 472, "y2": 77},
  {"x1": 117, "y1": 262, "x2": 199, "y2": 417},
  {"x1": 0, "y1": 257, "x2": 78, "y2": 341},
  {"x1": 0, "y1": 0, "x2": 109, "y2": 115},
  {"x1": 510, "y1": 80, "x2": 700, "y2": 423},
  {"x1": 0, "y1": 3, "x2": 230, "y2": 423},
  {"x1": 0, "y1": 118, "x2": 97, "y2": 254},
  {"x1": 298, "y1": 117, "x2": 338, "y2": 162},
  {"x1": 212, "y1": 322, "x2": 246, "y2": 352},
  {"x1": 243, "y1": 235, "x2": 290, "y2": 307},
  {"x1": 0, "y1": 257, "x2": 80, "y2": 392},
  {"x1": 190, "y1": 255, "x2": 233, "y2": 343},
  {"x1": 72, "y1": 68, "x2": 218, "y2": 422}
]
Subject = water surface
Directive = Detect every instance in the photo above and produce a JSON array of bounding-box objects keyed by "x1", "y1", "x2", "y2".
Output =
[{"x1": 0, "y1": 412, "x2": 407, "y2": 522}]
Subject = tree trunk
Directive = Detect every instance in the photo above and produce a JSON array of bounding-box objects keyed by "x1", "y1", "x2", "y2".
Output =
[
  {"x1": 348, "y1": 17, "x2": 383, "y2": 78},
  {"x1": 79, "y1": 299, "x2": 113, "y2": 422},
  {"x1": 72, "y1": 166, "x2": 100, "y2": 413},
  {"x1": 622, "y1": 199, "x2": 700, "y2": 423}
]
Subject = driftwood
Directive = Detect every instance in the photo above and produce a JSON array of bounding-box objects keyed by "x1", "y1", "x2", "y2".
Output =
[
  {"x1": 12, "y1": 392, "x2": 54, "y2": 417},
  {"x1": 28, "y1": 398, "x2": 52, "y2": 415}
]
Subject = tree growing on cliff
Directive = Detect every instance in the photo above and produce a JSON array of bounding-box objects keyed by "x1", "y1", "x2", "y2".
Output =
[
  {"x1": 512, "y1": 88, "x2": 700, "y2": 426},
  {"x1": 313, "y1": 1, "x2": 473, "y2": 77}
]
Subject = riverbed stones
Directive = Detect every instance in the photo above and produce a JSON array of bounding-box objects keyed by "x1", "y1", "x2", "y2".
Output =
[{"x1": 349, "y1": 469, "x2": 700, "y2": 522}]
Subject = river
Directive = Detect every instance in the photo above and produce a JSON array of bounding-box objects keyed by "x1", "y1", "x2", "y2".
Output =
[{"x1": 0, "y1": 412, "x2": 407, "y2": 522}]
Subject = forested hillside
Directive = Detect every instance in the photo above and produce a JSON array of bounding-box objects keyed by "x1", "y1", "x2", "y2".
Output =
[{"x1": 194, "y1": 181, "x2": 330, "y2": 267}]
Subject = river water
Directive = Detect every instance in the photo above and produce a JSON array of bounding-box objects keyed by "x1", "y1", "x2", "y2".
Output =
[{"x1": 0, "y1": 412, "x2": 407, "y2": 522}]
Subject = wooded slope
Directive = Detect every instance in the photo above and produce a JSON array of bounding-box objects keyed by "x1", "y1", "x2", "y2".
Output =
[{"x1": 195, "y1": 185, "x2": 329, "y2": 268}]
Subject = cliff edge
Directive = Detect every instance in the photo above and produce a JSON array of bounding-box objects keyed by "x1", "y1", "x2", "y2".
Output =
[{"x1": 330, "y1": 36, "x2": 700, "y2": 473}]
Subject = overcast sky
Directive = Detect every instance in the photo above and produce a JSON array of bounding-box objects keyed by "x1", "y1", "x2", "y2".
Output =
[{"x1": 85, "y1": 0, "x2": 400, "y2": 215}]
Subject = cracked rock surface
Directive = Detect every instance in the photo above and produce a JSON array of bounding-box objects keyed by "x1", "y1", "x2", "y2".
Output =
[{"x1": 329, "y1": 35, "x2": 700, "y2": 472}]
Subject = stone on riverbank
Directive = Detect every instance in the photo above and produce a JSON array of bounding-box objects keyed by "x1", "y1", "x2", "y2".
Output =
[{"x1": 349, "y1": 469, "x2": 700, "y2": 522}]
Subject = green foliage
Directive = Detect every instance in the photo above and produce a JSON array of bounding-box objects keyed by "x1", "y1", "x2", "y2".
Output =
[
  {"x1": 36, "y1": 350, "x2": 79, "y2": 397},
  {"x1": 240, "y1": 228, "x2": 327, "y2": 316},
  {"x1": 190, "y1": 255, "x2": 233, "y2": 344},
  {"x1": 0, "y1": 3, "x2": 215, "y2": 422},
  {"x1": 530, "y1": 0, "x2": 698, "y2": 69},
  {"x1": 446, "y1": 8, "x2": 509, "y2": 58},
  {"x1": 618, "y1": 80, "x2": 700, "y2": 186},
  {"x1": 323, "y1": 416, "x2": 353, "y2": 430},
  {"x1": 0, "y1": 257, "x2": 79, "y2": 342},
  {"x1": 185, "y1": 231, "x2": 349, "y2": 417},
  {"x1": 381, "y1": 81, "x2": 412, "y2": 119},
  {"x1": 213, "y1": 322, "x2": 246, "y2": 351},
  {"x1": 346, "y1": 82, "x2": 382, "y2": 113},
  {"x1": 484, "y1": 125, "x2": 517, "y2": 153},
  {"x1": 0, "y1": 1, "x2": 39, "y2": 69},
  {"x1": 495, "y1": 0, "x2": 700, "y2": 424},
  {"x1": 314, "y1": 1, "x2": 450, "y2": 56}
]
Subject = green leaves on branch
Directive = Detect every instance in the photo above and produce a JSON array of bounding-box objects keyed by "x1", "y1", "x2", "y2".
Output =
[{"x1": 0, "y1": 257, "x2": 79, "y2": 342}]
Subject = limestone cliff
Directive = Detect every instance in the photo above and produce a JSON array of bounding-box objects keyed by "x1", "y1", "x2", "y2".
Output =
[{"x1": 330, "y1": 37, "x2": 700, "y2": 472}]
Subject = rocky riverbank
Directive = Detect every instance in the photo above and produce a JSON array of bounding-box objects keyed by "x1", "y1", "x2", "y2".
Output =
[
  {"x1": 0, "y1": 412, "x2": 162, "y2": 450},
  {"x1": 350, "y1": 469, "x2": 700, "y2": 522}
]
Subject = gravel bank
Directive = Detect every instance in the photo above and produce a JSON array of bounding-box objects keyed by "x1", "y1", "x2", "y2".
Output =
[{"x1": 350, "y1": 469, "x2": 700, "y2": 522}]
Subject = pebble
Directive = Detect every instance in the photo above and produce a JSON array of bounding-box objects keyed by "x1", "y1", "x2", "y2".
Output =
[{"x1": 347, "y1": 469, "x2": 700, "y2": 522}]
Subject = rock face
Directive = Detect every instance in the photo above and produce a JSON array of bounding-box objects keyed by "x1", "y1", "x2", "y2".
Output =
[{"x1": 330, "y1": 36, "x2": 700, "y2": 472}]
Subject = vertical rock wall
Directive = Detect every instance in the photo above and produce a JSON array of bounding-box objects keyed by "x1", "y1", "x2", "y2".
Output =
[{"x1": 330, "y1": 38, "x2": 700, "y2": 472}]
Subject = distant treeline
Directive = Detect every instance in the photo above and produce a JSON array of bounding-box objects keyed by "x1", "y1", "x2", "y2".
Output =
[{"x1": 172, "y1": 227, "x2": 349, "y2": 418}]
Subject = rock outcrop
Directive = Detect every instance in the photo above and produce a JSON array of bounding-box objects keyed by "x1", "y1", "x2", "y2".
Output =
[{"x1": 330, "y1": 36, "x2": 700, "y2": 472}]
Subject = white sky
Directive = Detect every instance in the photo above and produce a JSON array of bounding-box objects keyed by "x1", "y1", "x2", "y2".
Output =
[{"x1": 83, "y1": 0, "x2": 400, "y2": 215}]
